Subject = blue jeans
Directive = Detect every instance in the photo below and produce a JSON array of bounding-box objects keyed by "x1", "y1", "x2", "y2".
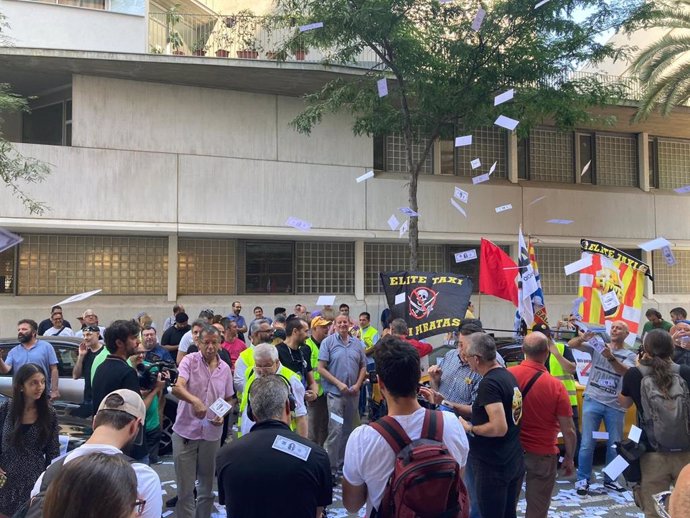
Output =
[
  {"x1": 464, "y1": 459, "x2": 482, "y2": 518},
  {"x1": 577, "y1": 395, "x2": 625, "y2": 483}
]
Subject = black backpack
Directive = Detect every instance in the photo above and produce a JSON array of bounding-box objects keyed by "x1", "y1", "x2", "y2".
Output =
[{"x1": 13, "y1": 452, "x2": 134, "y2": 518}]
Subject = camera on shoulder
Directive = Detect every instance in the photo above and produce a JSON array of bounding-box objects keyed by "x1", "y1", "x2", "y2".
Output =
[{"x1": 137, "y1": 359, "x2": 178, "y2": 390}]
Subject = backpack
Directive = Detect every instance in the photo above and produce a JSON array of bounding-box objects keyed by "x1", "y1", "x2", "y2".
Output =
[
  {"x1": 369, "y1": 410, "x2": 469, "y2": 518},
  {"x1": 12, "y1": 452, "x2": 134, "y2": 518},
  {"x1": 639, "y1": 364, "x2": 690, "y2": 452}
]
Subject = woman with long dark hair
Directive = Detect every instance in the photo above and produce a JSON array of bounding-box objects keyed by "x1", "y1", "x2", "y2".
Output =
[
  {"x1": 0, "y1": 363, "x2": 59, "y2": 517},
  {"x1": 43, "y1": 452, "x2": 139, "y2": 518}
]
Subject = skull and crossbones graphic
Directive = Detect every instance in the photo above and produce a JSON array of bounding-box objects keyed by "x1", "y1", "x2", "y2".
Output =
[{"x1": 408, "y1": 287, "x2": 438, "y2": 320}]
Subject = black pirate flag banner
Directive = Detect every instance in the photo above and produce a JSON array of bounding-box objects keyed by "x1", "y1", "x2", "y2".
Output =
[{"x1": 380, "y1": 271, "x2": 473, "y2": 339}]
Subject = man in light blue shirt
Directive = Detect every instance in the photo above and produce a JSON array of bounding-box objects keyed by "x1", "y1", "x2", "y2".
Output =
[{"x1": 0, "y1": 319, "x2": 59, "y2": 398}]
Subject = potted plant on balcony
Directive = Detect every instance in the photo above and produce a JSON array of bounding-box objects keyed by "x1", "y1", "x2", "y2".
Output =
[
  {"x1": 213, "y1": 27, "x2": 233, "y2": 57},
  {"x1": 234, "y1": 9, "x2": 262, "y2": 59},
  {"x1": 191, "y1": 37, "x2": 208, "y2": 56},
  {"x1": 169, "y1": 31, "x2": 185, "y2": 55},
  {"x1": 288, "y1": 35, "x2": 308, "y2": 61}
]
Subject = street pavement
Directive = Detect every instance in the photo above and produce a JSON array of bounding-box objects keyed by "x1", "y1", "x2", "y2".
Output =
[{"x1": 151, "y1": 454, "x2": 644, "y2": 518}]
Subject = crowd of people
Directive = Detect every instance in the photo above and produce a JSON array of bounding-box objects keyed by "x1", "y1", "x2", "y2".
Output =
[{"x1": 0, "y1": 301, "x2": 688, "y2": 517}]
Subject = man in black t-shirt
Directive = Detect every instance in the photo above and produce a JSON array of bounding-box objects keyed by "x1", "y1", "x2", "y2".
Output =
[
  {"x1": 161, "y1": 312, "x2": 191, "y2": 356},
  {"x1": 217, "y1": 375, "x2": 332, "y2": 518},
  {"x1": 459, "y1": 333, "x2": 524, "y2": 518},
  {"x1": 92, "y1": 319, "x2": 166, "y2": 463},
  {"x1": 276, "y1": 318, "x2": 318, "y2": 402},
  {"x1": 72, "y1": 325, "x2": 104, "y2": 414},
  {"x1": 620, "y1": 329, "x2": 690, "y2": 517}
]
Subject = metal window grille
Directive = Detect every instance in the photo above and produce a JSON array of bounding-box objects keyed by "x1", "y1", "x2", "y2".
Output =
[
  {"x1": 533, "y1": 247, "x2": 582, "y2": 295},
  {"x1": 652, "y1": 249, "x2": 690, "y2": 294},
  {"x1": 529, "y1": 127, "x2": 574, "y2": 182},
  {"x1": 365, "y1": 243, "x2": 444, "y2": 294},
  {"x1": 596, "y1": 134, "x2": 638, "y2": 187},
  {"x1": 178, "y1": 238, "x2": 236, "y2": 295},
  {"x1": 657, "y1": 138, "x2": 690, "y2": 189},
  {"x1": 385, "y1": 134, "x2": 433, "y2": 174},
  {"x1": 18, "y1": 234, "x2": 168, "y2": 295},
  {"x1": 455, "y1": 127, "x2": 507, "y2": 178},
  {"x1": 0, "y1": 248, "x2": 15, "y2": 294},
  {"x1": 295, "y1": 242, "x2": 354, "y2": 294}
]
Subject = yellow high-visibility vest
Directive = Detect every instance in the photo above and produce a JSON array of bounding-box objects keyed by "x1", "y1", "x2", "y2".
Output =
[{"x1": 549, "y1": 341, "x2": 578, "y2": 407}]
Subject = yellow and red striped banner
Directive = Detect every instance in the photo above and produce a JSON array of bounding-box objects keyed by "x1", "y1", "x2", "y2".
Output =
[{"x1": 577, "y1": 240, "x2": 650, "y2": 342}]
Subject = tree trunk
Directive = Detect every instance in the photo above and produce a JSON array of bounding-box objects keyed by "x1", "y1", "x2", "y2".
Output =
[{"x1": 402, "y1": 127, "x2": 419, "y2": 270}]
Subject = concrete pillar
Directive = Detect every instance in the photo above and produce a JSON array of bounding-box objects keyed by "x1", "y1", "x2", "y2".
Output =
[
  {"x1": 355, "y1": 240, "x2": 365, "y2": 301},
  {"x1": 507, "y1": 132, "x2": 518, "y2": 184},
  {"x1": 167, "y1": 234, "x2": 178, "y2": 302},
  {"x1": 638, "y1": 132, "x2": 650, "y2": 192},
  {"x1": 642, "y1": 250, "x2": 654, "y2": 298}
]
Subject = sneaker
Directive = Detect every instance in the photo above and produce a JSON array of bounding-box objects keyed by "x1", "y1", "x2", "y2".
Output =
[
  {"x1": 575, "y1": 480, "x2": 589, "y2": 496},
  {"x1": 604, "y1": 480, "x2": 627, "y2": 492}
]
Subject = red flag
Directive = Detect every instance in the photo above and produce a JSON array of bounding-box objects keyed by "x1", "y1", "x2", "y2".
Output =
[{"x1": 479, "y1": 238, "x2": 518, "y2": 306}]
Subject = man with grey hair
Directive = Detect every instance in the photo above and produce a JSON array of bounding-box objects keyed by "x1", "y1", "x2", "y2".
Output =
[
  {"x1": 459, "y1": 333, "x2": 524, "y2": 518},
  {"x1": 234, "y1": 318, "x2": 273, "y2": 396},
  {"x1": 508, "y1": 332, "x2": 576, "y2": 518},
  {"x1": 216, "y1": 375, "x2": 332, "y2": 518},
  {"x1": 172, "y1": 324, "x2": 234, "y2": 518},
  {"x1": 237, "y1": 343, "x2": 307, "y2": 437}
]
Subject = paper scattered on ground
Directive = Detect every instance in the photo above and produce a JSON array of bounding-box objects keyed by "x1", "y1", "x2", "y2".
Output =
[{"x1": 603, "y1": 455, "x2": 629, "y2": 481}]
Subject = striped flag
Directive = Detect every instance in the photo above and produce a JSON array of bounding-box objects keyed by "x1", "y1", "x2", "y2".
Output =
[
  {"x1": 528, "y1": 239, "x2": 549, "y2": 327},
  {"x1": 577, "y1": 240, "x2": 649, "y2": 345}
]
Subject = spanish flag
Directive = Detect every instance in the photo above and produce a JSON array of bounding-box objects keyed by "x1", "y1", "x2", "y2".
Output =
[{"x1": 577, "y1": 240, "x2": 648, "y2": 344}]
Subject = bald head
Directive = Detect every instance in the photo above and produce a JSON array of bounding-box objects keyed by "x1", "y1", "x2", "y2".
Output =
[
  {"x1": 523, "y1": 332, "x2": 549, "y2": 360},
  {"x1": 610, "y1": 320, "x2": 629, "y2": 345}
]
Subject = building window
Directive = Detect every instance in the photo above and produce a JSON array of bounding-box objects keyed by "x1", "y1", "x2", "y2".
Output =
[
  {"x1": 385, "y1": 134, "x2": 433, "y2": 174},
  {"x1": 178, "y1": 238, "x2": 236, "y2": 295},
  {"x1": 533, "y1": 247, "x2": 582, "y2": 295},
  {"x1": 296, "y1": 242, "x2": 354, "y2": 294},
  {"x1": 17, "y1": 235, "x2": 167, "y2": 295},
  {"x1": 517, "y1": 136, "x2": 529, "y2": 180},
  {"x1": 373, "y1": 135, "x2": 386, "y2": 171},
  {"x1": 595, "y1": 133, "x2": 638, "y2": 187},
  {"x1": 529, "y1": 127, "x2": 573, "y2": 182},
  {"x1": 439, "y1": 139, "x2": 455, "y2": 176},
  {"x1": 648, "y1": 137, "x2": 659, "y2": 189},
  {"x1": 576, "y1": 133, "x2": 595, "y2": 184},
  {"x1": 657, "y1": 137, "x2": 690, "y2": 190},
  {"x1": 30, "y1": 0, "x2": 106, "y2": 9},
  {"x1": 0, "y1": 247, "x2": 15, "y2": 294},
  {"x1": 652, "y1": 249, "x2": 690, "y2": 294},
  {"x1": 364, "y1": 243, "x2": 444, "y2": 294},
  {"x1": 455, "y1": 127, "x2": 507, "y2": 178},
  {"x1": 447, "y1": 243, "x2": 509, "y2": 293},
  {"x1": 244, "y1": 241, "x2": 294, "y2": 294},
  {"x1": 21, "y1": 100, "x2": 72, "y2": 146}
]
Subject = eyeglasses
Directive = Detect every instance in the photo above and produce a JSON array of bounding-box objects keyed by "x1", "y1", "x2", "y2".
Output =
[{"x1": 133, "y1": 499, "x2": 147, "y2": 515}]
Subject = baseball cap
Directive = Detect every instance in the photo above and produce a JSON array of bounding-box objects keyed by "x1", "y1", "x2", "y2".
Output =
[
  {"x1": 84, "y1": 325, "x2": 100, "y2": 336},
  {"x1": 175, "y1": 312, "x2": 189, "y2": 324},
  {"x1": 531, "y1": 323, "x2": 551, "y2": 336},
  {"x1": 97, "y1": 389, "x2": 146, "y2": 445},
  {"x1": 310, "y1": 316, "x2": 332, "y2": 329}
]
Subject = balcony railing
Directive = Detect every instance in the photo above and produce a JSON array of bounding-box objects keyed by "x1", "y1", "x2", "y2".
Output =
[
  {"x1": 148, "y1": 12, "x2": 379, "y2": 65},
  {"x1": 148, "y1": 12, "x2": 644, "y2": 102}
]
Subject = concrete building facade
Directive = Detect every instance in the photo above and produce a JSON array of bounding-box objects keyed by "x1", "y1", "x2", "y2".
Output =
[{"x1": 0, "y1": 1, "x2": 689, "y2": 337}]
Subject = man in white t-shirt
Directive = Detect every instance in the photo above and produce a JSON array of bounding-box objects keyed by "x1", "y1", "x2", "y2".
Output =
[
  {"x1": 31, "y1": 389, "x2": 162, "y2": 518},
  {"x1": 176, "y1": 319, "x2": 204, "y2": 365},
  {"x1": 343, "y1": 336, "x2": 469, "y2": 516}
]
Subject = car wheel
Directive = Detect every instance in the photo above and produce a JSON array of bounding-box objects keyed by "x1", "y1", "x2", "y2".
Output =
[{"x1": 160, "y1": 399, "x2": 178, "y2": 456}]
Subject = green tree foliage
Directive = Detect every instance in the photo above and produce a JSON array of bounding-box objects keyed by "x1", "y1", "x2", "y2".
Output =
[
  {"x1": 630, "y1": 0, "x2": 690, "y2": 120},
  {"x1": 273, "y1": 0, "x2": 648, "y2": 268},
  {"x1": 0, "y1": 12, "x2": 50, "y2": 215}
]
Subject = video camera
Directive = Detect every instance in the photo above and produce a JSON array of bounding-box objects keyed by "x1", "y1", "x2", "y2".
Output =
[{"x1": 137, "y1": 360, "x2": 178, "y2": 390}]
